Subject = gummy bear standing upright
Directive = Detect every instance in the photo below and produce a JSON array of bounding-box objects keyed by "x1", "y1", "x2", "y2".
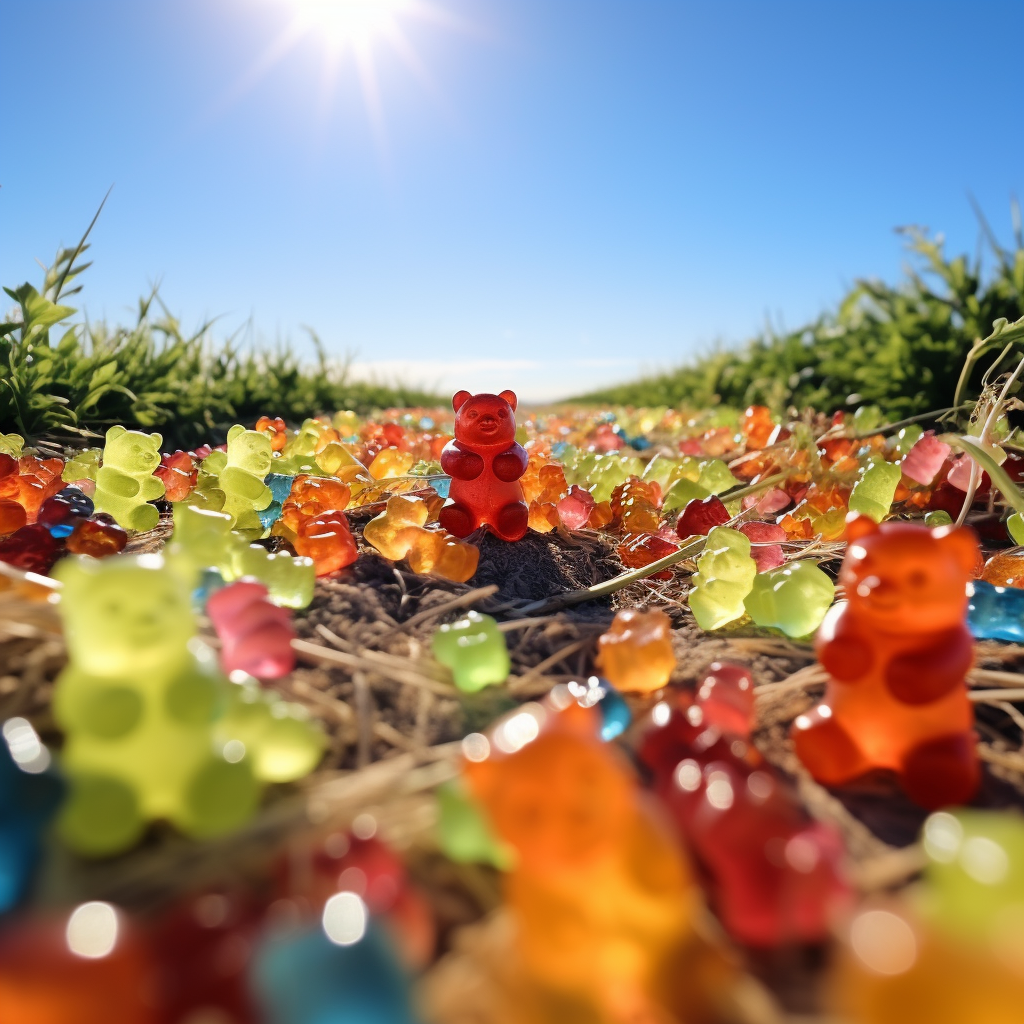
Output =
[
  {"x1": 93, "y1": 426, "x2": 165, "y2": 532},
  {"x1": 439, "y1": 391, "x2": 528, "y2": 542},
  {"x1": 199, "y1": 425, "x2": 274, "y2": 538},
  {"x1": 792, "y1": 514, "x2": 981, "y2": 809}
]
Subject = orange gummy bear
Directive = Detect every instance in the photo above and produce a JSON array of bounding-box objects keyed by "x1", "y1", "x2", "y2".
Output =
[
  {"x1": 293, "y1": 511, "x2": 358, "y2": 575},
  {"x1": 595, "y1": 607, "x2": 676, "y2": 693},
  {"x1": 464, "y1": 702, "x2": 710, "y2": 1022},
  {"x1": 792, "y1": 514, "x2": 980, "y2": 809},
  {"x1": 404, "y1": 528, "x2": 479, "y2": 583},
  {"x1": 363, "y1": 494, "x2": 431, "y2": 560},
  {"x1": 741, "y1": 405, "x2": 776, "y2": 450},
  {"x1": 980, "y1": 550, "x2": 1024, "y2": 589}
]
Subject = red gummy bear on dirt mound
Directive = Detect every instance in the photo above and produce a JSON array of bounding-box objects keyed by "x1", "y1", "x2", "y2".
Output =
[
  {"x1": 792, "y1": 513, "x2": 981, "y2": 810},
  {"x1": 439, "y1": 390, "x2": 529, "y2": 542}
]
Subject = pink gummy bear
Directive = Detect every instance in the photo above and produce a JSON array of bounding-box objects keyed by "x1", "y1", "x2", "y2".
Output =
[
  {"x1": 438, "y1": 390, "x2": 529, "y2": 542},
  {"x1": 207, "y1": 581, "x2": 296, "y2": 680}
]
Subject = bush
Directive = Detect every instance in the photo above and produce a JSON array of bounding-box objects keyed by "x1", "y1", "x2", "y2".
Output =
[{"x1": 574, "y1": 217, "x2": 1024, "y2": 418}]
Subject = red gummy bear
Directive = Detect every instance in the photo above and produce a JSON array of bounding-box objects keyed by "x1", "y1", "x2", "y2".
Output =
[
  {"x1": 792, "y1": 514, "x2": 980, "y2": 809},
  {"x1": 207, "y1": 580, "x2": 296, "y2": 679},
  {"x1": 675, "y1": 495, "x2": 729, "y2": 539},
  {"x1": 640, "y1": 689, "x2": 850, "y2": 947},
  {"x1": 438, "y1": 391, "x2": 528, "y2": 542}
]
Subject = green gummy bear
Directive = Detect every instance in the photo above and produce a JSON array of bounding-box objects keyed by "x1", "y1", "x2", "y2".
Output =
[
  {"x1": 436, "y1": 778, "x2": 514, "y2": 869},
  {"x1": 848, "y1": 458, "x2": 901, "y2": 523},
  {"x1": 282, "y1": 418, "x2": 324, "y2": 461},
  {"x1": 225, "y1": 542, "x2": 316, "y2": 609},
  {"x1": 165, "y1": 503, "x2": 240, "y2": 585},
  {"x1": 588, "y1": 455, "x2": 644, "y2": 503},
  {"x1": 689, "y1": 526, "x2": 757, "y2": 631},
  {"x1": 892, "y1": 424, "x2": 924, "y2": 458},
  {"x1": 198, "y1": 425, "x2": 274, "y2": 539},
  {"x1": 62, "y1": 447, "x2": 102, "y2": 482},
  {"x1": 920, "y1": 809, "x2": 1024, "y2": 941},
  {"x1": 851, "y1": 405, "x2": 883, "y2": 433},
  {"x1": 696, "y1": 458, "x2": 740, "y2": 494},
  {"x1": 93, "y1": 426, "x2": 165, "y2": 532},
  {"x1": 743, "y1": 559, "x2": 835, "y2": 637},
  {"x1": 0, "y1": 433, "x2": 25, "y2": 458},
  {"x1": 52, "y1": 553, "x2": 323, "y2": 855},
  {"x1": 642, "y1": 454, "x2": 687, "y2": 490},
  {"x1": 663, "y1": 477, "x2": 711, "y2": 512},
  {"x1": 432, "y1": 611, "x2": 511, "y2": 692}
]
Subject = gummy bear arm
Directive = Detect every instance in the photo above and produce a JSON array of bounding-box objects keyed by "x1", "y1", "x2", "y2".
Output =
[
  {"x1": 95, "y1": 468, "x2": 140, "y2": 498},
  {"x1": 816, "y1": 608, "x2": 874, "y2": 681},
  {"x1": 141, "y1": 476, "x2": 165, "y2": 500},
  {"x1": 221, "y1": 470, "x2": 268, "y2": 501},
  {"x1": 492, "y1": 443, "x2": 529, "y2": 482},
  {"x1": 441, "y1": 444, "x2": 484, "y2": 480},
  {"x1": 885, "y1": 627, "x2": 973, "y2": 703}
]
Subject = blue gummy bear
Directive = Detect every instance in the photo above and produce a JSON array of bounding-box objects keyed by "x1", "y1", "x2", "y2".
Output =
[
  {"x1": 567, "y1": 676, "x2": 632, "y2": 741},
  {"x1": 266, "y1": 474, "x2": 295, "y2": 505},
  {"x1": 193, "y1": 567, "x2": 228, "y2": 611},
  {"x1": 0, "y1": 721, "x2": 64, "y2": 913},
  {"x1": 57, "y1": 488, "x2": 94, "y2": 518},
  {"x1": 430, "y1": 476, "x2": 451, "y2": 499},
  {"x1": 250, "y1": 920, "x2": 421, "y2": 1024},
  {"x1": 48, "y1": 522, "x2": 76, "y2": 539},
  {"x1": 967, "y1": 580, "x2": 1024, "y2": 642},
  {"x1": 258, "y1": 500, "x2": 283, "y2": 530}
]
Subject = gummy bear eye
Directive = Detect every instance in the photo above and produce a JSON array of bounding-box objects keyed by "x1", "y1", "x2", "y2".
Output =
[{"x1": 908, "y1": 569, "x2": 928, "y2": 588}]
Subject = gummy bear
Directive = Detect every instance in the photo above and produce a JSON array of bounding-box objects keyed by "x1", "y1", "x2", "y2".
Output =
[
  {"x1": 432, "y1": 611, "x2": 510, "y2": 692},
  {"x1": 0, "y1": 904, "x2": 160, "y2": 1024},
  {"x1": 92, "y1": 426, "x2": 165, "y2": 532},
  {"x1": 226, "y1": 541, "x2": 316, "y2": 609},
  {"x1": 165, "y1": 503, "x2": 240, "y2": 586},
  {"x1": 743, "y1": 559, "x2": 835, "y2": 637},
  {"x1": 439, "y1": 391, "x2": 529, "y2": 542},
  {"x1": 675, "y1": 495, "x2": 730, "y2": 539},
  {"x1": 0, "y1": 434, "x2": 24, "y2": 458},
  {"x1": 980, "y1": 549, "x2": 1024, "y2": 589},
  {"x1": 155, "y1": 450, "x2": 198, "y2": 502},
  {"x1": 38, "y1": 487, "x2": 94, "y2": 538},
  {"x1": 61, "y1": 447, "x2": 101, "y2": 483},
  {"x1": 848, "y1": 458, "x2": 901, "y2": 523},
  {"x1": 594, "y1": 607, "x2": 676, "y2": 693},
  {"x1": 833, "y1": 810, "x2": 1024, "y2": 1024},
  {"x1": 199, "y1": 425, "x2": 274, "y2": 538},
  {"x1": 0, "y1": 718, "x2": 64, "y2": 913},
  {"x1": 616, "y1": 531, "x2": 678, "y2": 579},
  {"x1": 463, "y1": 701, "x2": 724, "y2": 1023},
  {"x1": 53, "y1": 553, "x2": 323, "y2": 854},
  {"x1": 688, "y1": 526, "x2": 757, "y2": 631},
  {"x1": 967, "y1": 579, "x2": 1024, "y2": 642},
  {"x1": 0, "y1": 524, "x2": 62, "y2": 574},
  {"x1": 207, "y1": 580, "x2": 296, "y2": 680},
  {"x1": 293, "y1": 511, "x2": 358, "y2": 576},
  {"x1": 560, "y1": 675, "x2": 632, "y2": 740},
  {"x1": 555, "y1": 485, "x2": 595, "y2": 530},
  {"x1": 792, "y1": 515, "x2": 980, "y2": 809},
  {"x1": 404, "y1": 528, "x2": 479, "y2": 583},
  {"x1": 363, "y1": 494, "x2": 430, "y2": 560},
  {"x1": 741, "y1": 405, "x2": 776, "y2": 449},
  {"x1": 67, "y1": 512, "x2": 128, "y2": 559},
  {"x1": 255, "y1": 414, "x2": 289, "y2": 451},
  {"x1": 368, "y1": 446, "x2": 415, "y2": 480},
  {"x1": 738, "y1": 520, "x2": 786, "y2": 573}
]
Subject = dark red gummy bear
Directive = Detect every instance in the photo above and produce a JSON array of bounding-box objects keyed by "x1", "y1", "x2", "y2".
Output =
[
  {"x1": 676, "y1": 495, "x2": 730, "y2": 539},
  {"x1": 0, "y1": 524, "x2": 62, "y2": 574},
  {"x1": 617, "y1": 532, "x2": 679, "y2": 579},
  {"x1": 439, "y1": 391, "x2": 529, "y2": 542},
  {"x1": 696, "y1": 661, "x2": 755, "y2": 739},
  {"x1": 206, "y1": 580, "x2": 296, "y2": 680}
]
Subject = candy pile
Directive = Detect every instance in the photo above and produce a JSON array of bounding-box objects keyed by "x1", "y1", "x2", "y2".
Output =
[{"x1": 3, "y1": 390, "x2": 1024, "y2": 1022}]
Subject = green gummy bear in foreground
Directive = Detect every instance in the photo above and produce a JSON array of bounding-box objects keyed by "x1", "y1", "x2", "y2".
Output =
[
  {"x1": 200, "y1": 425, "x2": 274, "y2": 538},
  {"x1": 848, "y1": 458, "x2": 901, "y2": 523},
  {"x1": 920, "y1": 809, "x2": 1024, "y2": 940},
  {"x1": 743, "y1": 560, "x2": 835, "y2": 638},
  {"x1": 52, "y1": 553, "x2": 323, "y2": 856},
  {"x1": 688, "y1": 526, "x2": 757, "y2": 631},
  {"x1": 93, "y1": 426, "x2": 165, "y2": 532},
  {"x1": 432, "y1": 611, "x2": 511, "y2": 692},
  {"x1": 62, "y1": 447, "x2": 101, "y2": 482},
  {"x1": 436, "y1": 778, "x2": 514, "y2": 869}
]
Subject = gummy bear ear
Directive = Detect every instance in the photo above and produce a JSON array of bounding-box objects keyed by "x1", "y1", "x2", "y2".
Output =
[
  {"x1": 844, "y1": 511, "x2": 879, "y2": 541},
  {"x1": 934, "y1": 524, "x2": 981, "y2": 574},
  {"x1": 452, "y1": 390, "x2": 471, "y2": 412},
  {"x1": 499, "y1": 390, "x2": 518, "y2": 412},
  {"x1": 106, "y1": 425, "x2": 126, "y2": 442},
  {"x1": 227, "y1": 424, "x2": 245, "y2": 442},
  {"x1": 151, "y1": 432, "x2": 163, "y2": 448}
]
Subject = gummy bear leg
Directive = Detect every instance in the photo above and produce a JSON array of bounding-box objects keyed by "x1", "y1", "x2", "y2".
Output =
[
  {"x1": 492, "y1": 501, "x2": 529, "y2": 542},
  {"x1": 57, "y1": 774, "x2": 145, "y2": 856},
  {"x1": 790, "y1": 707, "x2": 870, "y2": 786},
  {"x1": 438, "y1": 500, "x2": 477, "y2": 538},
  {"x1": 128, "y1": 502, "x2": 159, "y2": 533},
  {"x1": 901, "y1": 733, "x2": 980, "y2": 810},
  {"x1": 176, "y1": 756, "x2": 260, "y2": 838}
]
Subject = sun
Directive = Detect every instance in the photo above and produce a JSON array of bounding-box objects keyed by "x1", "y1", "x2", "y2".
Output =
[{"x1": 287, "y1": 0, "x2": 410, "y2": 49}]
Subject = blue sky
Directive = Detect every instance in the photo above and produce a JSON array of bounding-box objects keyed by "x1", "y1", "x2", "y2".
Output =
[{"x1": 2, "y1": 0, "x2": 1022, "y2": 401}]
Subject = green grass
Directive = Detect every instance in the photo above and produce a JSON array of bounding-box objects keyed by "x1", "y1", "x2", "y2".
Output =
[
  {"x1": 573, "y1": 211, "x2": 1024, "y2": 418},
  {"x1": 1, "y1": 215, "x2": 444, "y2": 449}
]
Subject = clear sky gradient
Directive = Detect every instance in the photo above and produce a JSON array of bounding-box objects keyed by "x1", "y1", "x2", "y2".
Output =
[{"x1": 2, "y1": 0, "x2": 1022, "y2": 401}]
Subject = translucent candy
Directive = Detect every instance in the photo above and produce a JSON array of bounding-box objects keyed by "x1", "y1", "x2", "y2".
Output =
[
  {"x1": 432, "y1": 611, "x2": 510, "y2": 692},
  {"x1": 197, "y1": 425, "x2": 274, "y2": 538},
  {"x1": 967, "y1": 579, "x2": 1024, "y2": 641},
  {"x1": 848, "y1": 458, "x2": 901, "y2": 522},
  {"x1": 594, "y1": 607, "x2": 676, "y2": 693},
  {"x1": 363, "y1": 495, "x2": 430, "y2": 560},
  {"x1": 207, "y1": 580, "x2": 296, "y2": 679},
  {"x1": 368, "y1": 446, "x2": 415, "y2": 479},
  {"x1": 92, "y1": 426, "x2": 165, "y2": 532},
  {"x1": 675, "y1": 495, "x2": 729, "y2": 538},
  {"x1": 744, "y1": 559, "x2": 835, "y2": 637},
  {"x1": 294, "y1": 512, "x2": 358, "y2": 576},
  {"x1": 688, "y1": 526, "x2": 757, "y2": 630}
]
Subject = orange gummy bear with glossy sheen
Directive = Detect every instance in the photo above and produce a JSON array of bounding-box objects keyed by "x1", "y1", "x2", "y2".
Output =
[
  {"x1": 595, "y1": 607, "x2": 677, "y2": 693},
  {"x1": 293, "y1": 511, "x2": 358, "y2": 575},
  {"x1": 792, "y1": 514, "x2": 980, "y2": 809},
  {"x1": 439, "y1": 391, "x2": 528, "y2": 543},
  {"x1": 465, "y1": 703, "x2": 708, "y2": 1022}
]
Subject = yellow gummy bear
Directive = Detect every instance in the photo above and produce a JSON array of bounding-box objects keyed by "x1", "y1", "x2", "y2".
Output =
[
  {"x1": 198, "y1": 425, "x2": 273, "y2": 539},
  {"x1": 363, "y1": 494, "x2": 430, "y2": 560},
  {"x1": 93, "y1": 426, "x2": 165, "y2": 532}
]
